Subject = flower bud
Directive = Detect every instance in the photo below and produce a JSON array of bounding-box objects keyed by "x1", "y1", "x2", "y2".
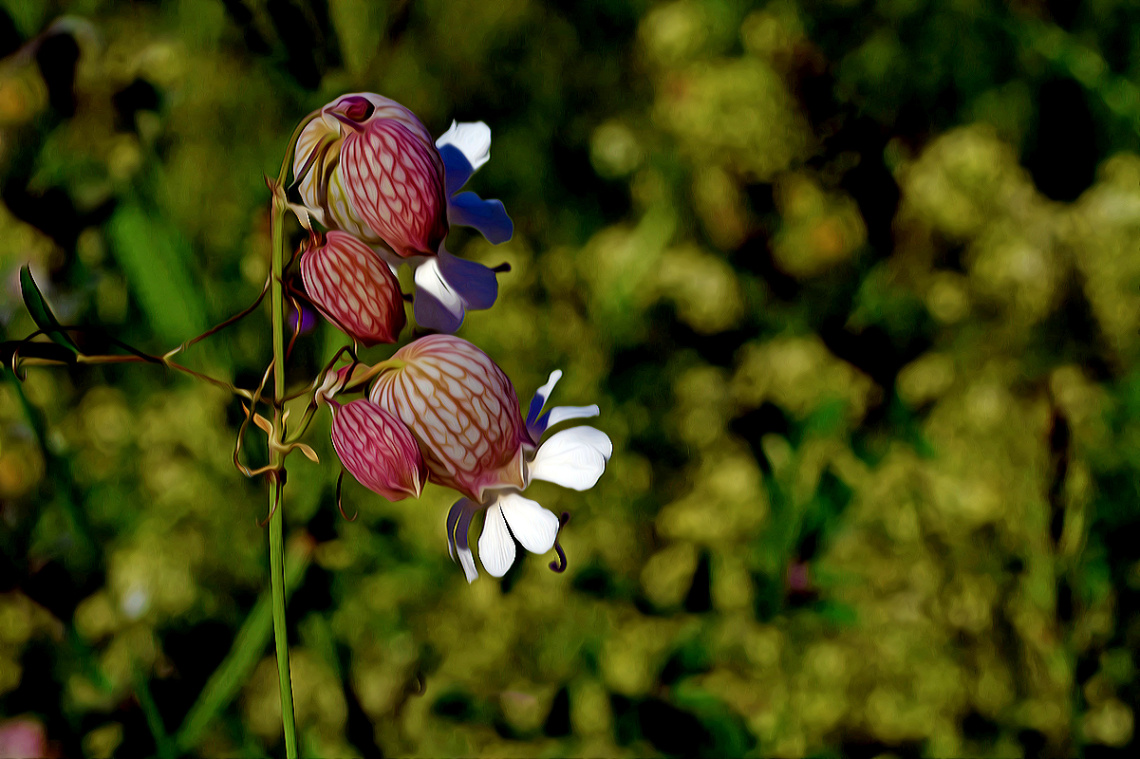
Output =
[
  {"x1": 293, "y1": 93, "x2": 447, "y2": 256},
  {"x1": 300, "y1": 230, "x2": 406, "y2": 346},
  {"x1": 341, "y1": 117, "x2": 449, "y2": 257},
  {"x1": 370, "y1": 335, "x2": 529, "y2": 502},
  {"x1": 331, "y1": 399, "x2": 426, "y2": 501}
]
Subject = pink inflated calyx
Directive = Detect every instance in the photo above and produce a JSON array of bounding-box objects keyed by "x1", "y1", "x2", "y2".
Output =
[
  {"x1": 369, "y1": 335, "x2": 530, "y2": 502},
  {"x1": 330, "y1": 399, "x2": 426, "y2": 501},
  {"x1": 293, "y1": 94, "x2": 439, "y2": 246},
  {"x1": 300, "y1": 230, "x2": 406, "y2": 346},
  {"x1": 340, "y1": 116, "x2": 449, "y2": 258}
]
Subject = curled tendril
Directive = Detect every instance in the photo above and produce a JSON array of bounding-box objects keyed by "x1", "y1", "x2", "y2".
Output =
[
  {"x1": 9, "y1": 348, "x2": 26, "y2": 381},
  {"x1": 548, "y1": 511, "x2": 571, "y2": 573},
  {"x1": 335, "y1": 469, "x2": 358, "y2": 521},
  {"x1": 258, "y1": 473, "x2": 285, "y2": 527},
  {"x1": 286, "y1": 292, "x2": 304, "y2": 362},
  {"x1": 232, "y1": 360, "x2": 275, "y2": 477}
]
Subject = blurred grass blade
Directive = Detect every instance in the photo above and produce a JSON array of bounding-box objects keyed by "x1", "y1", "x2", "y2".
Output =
[
  {"x1": 107, "y1": 203, "x2": 210, "y2": 348},
  {"x1": 174, "y1": 535, "x2": 312, "y2": 753},
  {"x1": 133, "y1": 664, "x2": 175, "y2": 759},
  {"x1": 19, "y1": 266, "x2": 80, "y2": 353}
]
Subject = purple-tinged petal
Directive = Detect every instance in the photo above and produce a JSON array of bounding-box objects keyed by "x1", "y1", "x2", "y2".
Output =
[
  {"x1": 447, "y1": 191, "x2": 513, "y2": 244},
  {"x1": 527, "y1": 370, "x2": 562, "y2": 429},
  {"x1": 411, "y1": 251, "x2": 502, "y2": 332},
  {"x1": 412, "y1": 286, "x2": 465, "y2": 334},
  {"x1": 436, "y1": 121, "x2": 491, "y2": 191},
  {"x1": 436, "y1": 248, "x2": 500, "y2": 311},
  {"x1": 438, "y1": 144, "x2": 475, "y2": 197},
  {"x1": 331, "y1": 399, "x2": 426, "y2": 501},
  {"x1": 446, "y1": 498, "x2": 480, "y2": 582}
]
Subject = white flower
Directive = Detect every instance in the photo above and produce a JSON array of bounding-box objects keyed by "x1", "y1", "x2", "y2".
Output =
[{"x1": 446, "y1": 369, "x2": 611, "y2": 582}]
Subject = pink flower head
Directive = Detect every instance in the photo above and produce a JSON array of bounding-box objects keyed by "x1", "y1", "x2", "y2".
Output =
[
  {"x1": 292, "y1": 93, "x2": 435, "y2": 245},
  {"x1": 300, "y1": 230, "x2": 406, "y2": 346},
  {"x1": 291, "y1": 93, "x2": 514, "y2": 333},
  {"x1": 337, "y1": 109, "x2": 449, "y2": 258},
  {"x1": 369, "y1": 335, "x2": 612, "y2": 582},
  {"x1": 369, "y1": 334, "x2": 530, "y2": 502},
  {"x1": 330, "y1": 399, "x2": 426, "y2": 501}
]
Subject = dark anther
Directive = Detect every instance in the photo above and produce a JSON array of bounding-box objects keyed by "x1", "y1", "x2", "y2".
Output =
[
  {"x1": 403, "y1": 292, "x2": 414, "y2": 302},
  {"x1": 336, "y1": 469, "x2": 358, "y2": 521},
  {"x1": 491, "y1": 262, "x2": 512, "y2": 273},
  {"x1": 548, "y1": 511, "x2": 571, "y2": 573}
]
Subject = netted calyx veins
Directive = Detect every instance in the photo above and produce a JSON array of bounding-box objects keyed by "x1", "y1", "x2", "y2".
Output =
[
  {"x1": 369, "y1": 334, "x2": 531, "y2": 502},
  {"x1": 330, "y1": 399, "x2": 426, "y2": 501},
  {"x1": 367, "y1": 335, "x2": 613, "y2": 581},
  {"x1": 291, "y1": 93, "x2": 514, "y2": 333},
  {"x1": 300, "y1": 230, "x2": 406, "y2": 346}
]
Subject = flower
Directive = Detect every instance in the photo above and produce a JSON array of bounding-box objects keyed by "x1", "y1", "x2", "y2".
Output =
[
  {"x1": 291, "y1": 93, "x2": 514, "y2": 333},
  {"x1": 300, "y1": 230, "x2": 406, "y2": 345},
  {"x1": 369, "y1": 335, "x2": 611, "y2": 581},
  {"x1": 329, "y1": 398, "x2": 426, "y2": 501}
]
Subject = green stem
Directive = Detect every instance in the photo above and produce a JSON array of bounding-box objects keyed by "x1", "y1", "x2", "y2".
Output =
[{"x1": 268, "y1": 192, "x2": 299, "y2": 758}]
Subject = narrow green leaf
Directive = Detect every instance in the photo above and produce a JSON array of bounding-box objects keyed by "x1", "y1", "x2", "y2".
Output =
[
  {"x1": 174, "y1": 537, "x2": 311, "y2": 753},
  {"x1": 19, "y1": 266, "x2": 80, "y2": 353},
  {"x1": 107, "y1": 203, "x2": 209, "y2": 346}
]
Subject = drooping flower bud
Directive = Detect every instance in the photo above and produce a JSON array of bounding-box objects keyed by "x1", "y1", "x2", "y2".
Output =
[
  {"x1": 330, "y1": 399, "x2": 426, "y2": 501},
  {"x1": 340, "y1": 117, "x2": 449, "y2": 257},
  {"x1": 292, "y1": 93, "x2": 447, "y2": 257},
  {"x1": 369, "y1": 335, "x2": 530, "y2": 502},
  {"x1": 300, "y1": 230, "x2": 406, "y2": 346}
]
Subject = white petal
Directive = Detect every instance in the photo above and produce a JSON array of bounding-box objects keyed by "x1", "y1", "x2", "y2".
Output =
[
  {"x1": 457, "y1": 547, "x2": 478, "y2": 583},
  {"x1": 546, "y1": 404, "x2": 600, "y2": 428},
  {"x1": 529, "y1": 426, "x2": 612, "y2": 491},
  {"x1": 498, "y1": 492, "x2": 559, "y2": 555},
  {"x1": 478, "y1": 505, "x2": 517, "y2": 577},
  {"x1": 435, "y1": 120, "x2": 491, "y2": 172},
  {"x1": 535, "y1": 370, "x2": 562, "y2": 407}
]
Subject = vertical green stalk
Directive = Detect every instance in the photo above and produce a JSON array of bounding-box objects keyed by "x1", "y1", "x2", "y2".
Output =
[{"x1": 269, "y1": 192, "x2": 299, "y2": 758}]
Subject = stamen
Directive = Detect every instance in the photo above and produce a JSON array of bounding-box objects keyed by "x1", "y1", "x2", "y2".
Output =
[
  {"x1": 548, "y1": 511, "x2": 571, "y2": 573},
  {"x1": 336, "y1": 469, "x2": 359, "y2": 521}
]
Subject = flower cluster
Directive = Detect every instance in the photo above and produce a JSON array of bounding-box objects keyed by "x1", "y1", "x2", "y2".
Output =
[
  {"x1": 291, "y1": 92, "x2": 513, "y2": 336},
  {"x1": 292, "y1": 94, "x2": 611, "y2": 581}
]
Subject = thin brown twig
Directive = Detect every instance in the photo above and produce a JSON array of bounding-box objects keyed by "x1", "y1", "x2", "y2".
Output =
[{"x1": 165, "y1": 275, "x2": 272, "y2": 360}]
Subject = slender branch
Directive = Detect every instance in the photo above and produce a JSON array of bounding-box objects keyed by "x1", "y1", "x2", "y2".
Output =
[{"x1": 164, "y1": 275, "x2": 271, "y2": 361}]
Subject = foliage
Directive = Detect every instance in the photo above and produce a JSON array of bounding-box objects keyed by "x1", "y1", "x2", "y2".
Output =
[{"x1": 1, "y1": 0, "x2": 1139, "y2": 756}]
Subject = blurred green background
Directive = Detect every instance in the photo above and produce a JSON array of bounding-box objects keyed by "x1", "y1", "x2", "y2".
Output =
[{"x1": 1, "y1": 0, "x2": 1139, "y2": 756}]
